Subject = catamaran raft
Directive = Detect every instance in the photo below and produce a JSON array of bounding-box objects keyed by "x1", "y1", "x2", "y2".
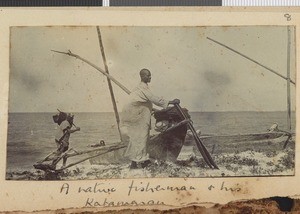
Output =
[{"x1": 34, "y1": 27, "x2": 295, "y2": 174}]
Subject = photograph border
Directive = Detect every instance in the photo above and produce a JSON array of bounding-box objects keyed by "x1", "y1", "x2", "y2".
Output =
[{"x1": 0, "y1": 7, "x2": 299, "y2": 212}]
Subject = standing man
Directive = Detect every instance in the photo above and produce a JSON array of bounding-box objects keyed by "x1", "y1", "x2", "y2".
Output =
[
  {"x1": 52, "y1": 113, "x2": 80, "y2": 167},
  {"x1": 35, "y1": 112, "x2": 80, "y2": 170},
  {"x1": 121, "y1": 68, "x2": 169, "y2": 169},
  {"x1": 55, "y1": 113, "x2": 80, "y2": 155}
]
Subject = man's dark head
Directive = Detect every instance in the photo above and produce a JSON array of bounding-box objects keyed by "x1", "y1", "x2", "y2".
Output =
[{"x1": 140, "y1": 68, "x2": 151, "y2": 83}]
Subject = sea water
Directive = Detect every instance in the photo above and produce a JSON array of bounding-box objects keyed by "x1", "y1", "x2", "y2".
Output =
[{"x1": 6, "y1": 111, "x2": 295, "y2": 172}]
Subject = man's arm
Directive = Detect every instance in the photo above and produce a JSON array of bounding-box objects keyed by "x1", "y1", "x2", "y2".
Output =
[{"x1": 142, "y1": 86, "x2": 168, "y2": 108}]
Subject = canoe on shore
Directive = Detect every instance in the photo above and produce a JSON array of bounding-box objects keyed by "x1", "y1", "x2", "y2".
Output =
[
  {"x1": 88, "y1": 131, "x2": 292, "y2": 165},
  {"x1": 195, "y1": 131, "x2": 292, "y2": 155}
]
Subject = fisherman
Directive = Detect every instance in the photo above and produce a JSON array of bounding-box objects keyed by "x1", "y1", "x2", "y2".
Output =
[
  {"x1": 52, "y1": 112, "x2": 80, "y2": 166},
  {"x1": 121, "y1": 68, "x2": 175, "y2": 169},
  {"x1": 34, "y1": 111, "x2": 80, "y2": 170},
  {"x1": 55, "y1": 113, "x2": 80, "y2": 153}
]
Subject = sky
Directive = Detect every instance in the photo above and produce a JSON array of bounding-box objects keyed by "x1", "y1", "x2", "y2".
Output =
[{"x1": 9, "y1": 26, "x2": 296, "y2": 112}]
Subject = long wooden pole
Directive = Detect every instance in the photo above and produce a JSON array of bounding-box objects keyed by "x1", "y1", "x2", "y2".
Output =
[
  {"x1": 208, "y1": 36, "x2": 295, "y2": 131},
  {"x1": 207, "y1": 37, "x2": 296, "y2": 85},
  {"x1": 287, "y1": 26, "x2": 292, "y2": 131},
  {"x1": 51, "y1": 49, "x2": 131, "y2": 95},
  {"x1": 173, "y1": 102, "x2": 218, "y2": 169},
  {"x1": 96, "y1": 27, "x2": 123, "y2": 141}
]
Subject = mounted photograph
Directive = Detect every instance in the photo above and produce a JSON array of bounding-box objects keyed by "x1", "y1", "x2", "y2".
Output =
[{"x1": 6, "y1": 26, "x2": 296, "y2": 180}]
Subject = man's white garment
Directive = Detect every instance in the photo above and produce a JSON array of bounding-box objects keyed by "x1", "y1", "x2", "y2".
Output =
[{"x1": 121, "y1": 82, "x2": 168, "y2": 162}]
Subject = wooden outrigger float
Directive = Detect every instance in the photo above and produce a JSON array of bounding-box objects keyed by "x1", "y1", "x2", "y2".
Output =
[{"x1": 34, "y1": 142, "x2": 127, "y2": 172}]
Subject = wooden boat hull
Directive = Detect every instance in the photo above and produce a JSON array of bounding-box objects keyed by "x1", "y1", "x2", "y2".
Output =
[
  {"x1": 88, "y1": 132, "x2": 186, "y2": 165},
  {"x1": 193, "y1": 132, "x2": 291, "y2": 155},
  {"x1": 88, "y1": 119, "x2": 188, "y2": 164},
  {"x1": 88, "y1": 131, "x2": 291, "y2": 165}
]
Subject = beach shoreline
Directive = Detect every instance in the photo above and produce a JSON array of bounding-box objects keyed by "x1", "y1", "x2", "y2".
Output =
[{"x1": 6, "y1": 141, "x2": 295, "y2": 180}]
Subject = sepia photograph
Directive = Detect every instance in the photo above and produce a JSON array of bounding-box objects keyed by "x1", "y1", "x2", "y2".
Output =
[{"x1": 6, "y1": 25, "x2": 296, "y2": 181}]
